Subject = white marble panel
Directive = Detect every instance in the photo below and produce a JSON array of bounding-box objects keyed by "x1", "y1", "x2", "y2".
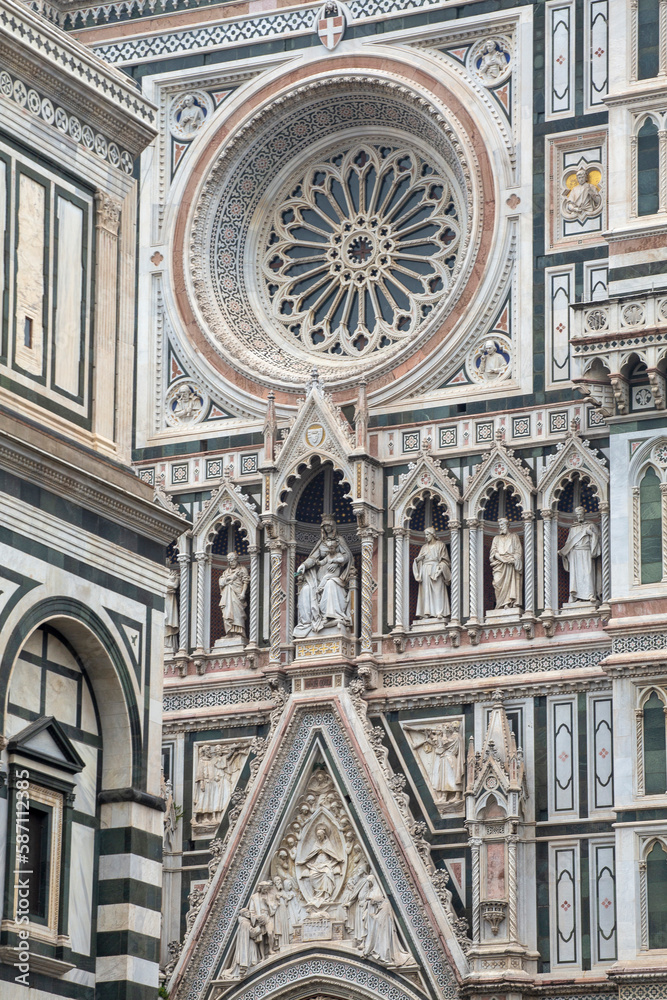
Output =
[
  {"x1": 45, "y1": 669, "x2": 78, "y2": 727},
  {"x1": 54, "y1": 196, "x2": 84, "y2": 396},
  {"x1": 96, "y1": 955, "x2": 159, "y2": 987},
  {"x1": 72, "y1": 741, "x2": 99, "y2": 816},
  {"x1": 9, "y1": 657, "x2": 42, "y2": 713},
  {"x1": 47, "y1": 631, "x2": 81, "y2": 670},
  {"x1": 81, "y1": 681, "x2": 99, "y2": 736},
  {"x1": 69, "y1": 823, "x2": 95, "y2": 956},
  {"x1": 97, "y1": 902, "x2": 161, "y2": 937},
  {"x1": 98, "y1": 853, "x2": 162, "y2": 885}
]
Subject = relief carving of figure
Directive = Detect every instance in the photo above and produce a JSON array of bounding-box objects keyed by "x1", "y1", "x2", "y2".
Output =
[
  {"x1": 193, "y1": 742, "x2": 249, "y2": 830},
  {"x1": 297, "y1": 822, "x2": 345, "y2": 902},
  {"x1": 218, "y1": 552, "x2": 249, "y2": 638},
  {"x1": 404, "y1": 720, "x2": 465, "y2": 804},
  {"x1": 476, "y1": 40, "x2": 509, "y2": 83},
  {"x1": 249, "y1": 882, "x2": 275, "y2": 957},
  {"x1": 489, "y1": 518, "x2": 523, "y2": 609},
  {"x1": 165, "y1": 567, "x2": 179, "y2": 653},
  {"x1": 294, "y1": 515, "x2": 352, "y2": 638},
  {"x1": 562, "y1": 166, "x2": 602, "y2": 222},
  {"x1": 413, "y1": 526, "x2": 451, "y2": 620},
  {"x1": 478, "y1": 340, "x2": 509, "y2": 379},
  {"x1": 558, "y1": 506, "x2": 601, "y2": 603},
  {"x1": 223, "y1": 908, "x2": 262, "y2": 979},
  {"x1": 161, "y1": 772, "x2": 178, "y2": 851},
  {"x1": 172, "y1": 383, "x2": 204, "y2": 423},
  {"x1": 177, "y1": 94, "x2": 205, "y2": 134},
  {"x1": 342, "y1": 862, "x2": 371, "y2": 945}
]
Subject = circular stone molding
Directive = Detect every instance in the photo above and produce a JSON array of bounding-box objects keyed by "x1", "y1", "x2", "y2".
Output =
[{"x1": 187, "y1": 75, "x2": 483, "y2": 392}]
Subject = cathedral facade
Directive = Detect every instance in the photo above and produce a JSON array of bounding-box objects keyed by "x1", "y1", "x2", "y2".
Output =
[{"x1": 1, "y1": 0, "x2": 667, "y2": 998}]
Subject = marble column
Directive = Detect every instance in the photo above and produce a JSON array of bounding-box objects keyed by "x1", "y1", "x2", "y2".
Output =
[
  {"x1": 450, "y1": 519, "x2": 461, "y2": 625},
  {"x1": 541, "y1": 509, "x2": 555, "y2": 615},
  {"x1": 393, "y1": 526, "x2": 407, "y2": 631},
  {"x1": 359, "y1": 527, "x2": 377, "y2": 654},
  {"x1": 248, "y1": 544, "x2": 260, "y2": 646},
  {"x1": 193, "y1": 550, "x2": 209, "y2": 653},
  {"x1": 177, "y1": 551, "x2": 190, "y2": 654},
  {"x1": 522, "y1": 512, "x2": 535, "y2": 614},
  {"x1": 466, "y1": 518, "x2": 481, "y2": 623},
  {"x1": 268, "y1": 540, "x2": 284, "y2": 665},
  {"x1": 600, "y1": 500, "x2": 611, "y2": 600}
]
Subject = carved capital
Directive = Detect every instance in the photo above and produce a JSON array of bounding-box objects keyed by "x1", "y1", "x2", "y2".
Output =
[
  {"x1": 393, "y1": 526, "x2": 407, "y2": 538},
  {"x1": 95, "y1": 191, "x2": 122, "y2": 236},
  {"x1": 177, "y1": 553, "x2": 190, "y2": 565},
  {"x1": 521, "y1": 510, "x2": 535, "y2": 522},
  {"x1": 466, "y1": 518, "x2": 480, "y2": 530},
  {"x1": 540, "y1": 508, "x2": 553, "y2": 521},
  {"x1": 194, "y1": 550, "x2": 209, "y2": 564}
]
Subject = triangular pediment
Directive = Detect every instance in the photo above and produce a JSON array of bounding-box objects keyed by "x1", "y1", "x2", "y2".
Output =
[
  {"x1": 273, "y1": 379, "x2": 356, "y2": 508},
  {"x1": 462, "y1": 431, "x2": 534, "y2": 515},
  {"x1": 8, "y1": 716, "x2": 84, "y2": 774},
  {"x1": 169, "y1": 694, "x2": 467, "y2": 1000},
  {"x1": 536, "y1": 423, "x2": 608, "y2": 509},
  {"x1": 391, "y1": 449, "x2": 461, "y2": 524}
]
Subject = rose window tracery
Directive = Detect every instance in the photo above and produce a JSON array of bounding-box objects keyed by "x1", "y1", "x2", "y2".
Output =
[{"x1": 262, "y1": 144, "x2": 461, "y2": 358}]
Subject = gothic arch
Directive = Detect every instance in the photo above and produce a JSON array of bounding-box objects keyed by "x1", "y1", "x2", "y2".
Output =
[
  {"x1": 0, "y1": 598, "x2": 142, "y2": 788},
  {"x1": 462, "y1": 434, "x2": 534, "y2": 519}
]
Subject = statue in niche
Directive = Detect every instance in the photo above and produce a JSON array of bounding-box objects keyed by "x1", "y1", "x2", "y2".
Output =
[
  {"x1": 177, "y1": 94, "x2": 205, "y2": 134},
  {"x1": 558, "y1": 506, "x2": 601, "y2": 603},
  {"x1": 192, "y1": 741, "x2": 249, "y2": 831},
  {"x1": 223, "y1": 767, "x2": 415, "y2": 980},
  {"x1": 413, "y1": 526, "x2": 451, "y2": 620},
  {"x1": 161, "y1": 771, "x2": 178, "y2": 851},
  {"x1": 294, "y1": 515, "x2": 352, "y2": 638},
  {"x1": 489, "y1": 518, "x2": 523, "y2": 609},
  {"x1": 404, "y1": 720, "x2": 465, "y2": 806},
  {"x1": 172, "y1": 383, "x2": 204, "y2": 423},
  {"x1": 218, "y1": 552, "x2": 249, "y2": 639},
  {"x1": 562, "y1": 166, "x2": 602, "y2": 222},
  {"x1": 165, "y1": 567, "x2": 180, "y2": 653}
]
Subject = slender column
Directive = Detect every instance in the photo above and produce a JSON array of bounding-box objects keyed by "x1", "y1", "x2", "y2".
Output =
[
  {"x1": 636, "y1": 707, "x2": 645, "y2": 795},
  {"x1": 599, "y1": 500, "x2": 611, "y2": 600},
  {"x1": 659, "y1": 130, "x2": 667, "y2": 213},
  {"x1": 177, "y1": 551, "x2": 190, "y2": 654},
  {"x1": 507, "y1": 835, "x2": 519, "y2": 942},
  {"x1": 470, "y1": 837, "x2": 482, "y2": 942},
  {"x1": 268, "y1": 541, "x2": 284, "y2": 665},
  {"x1": 287, "y1": 539, "x2": 296, "y2": 647},
  {"x1": 632, "y1": 486, "x2": 641, "y2": 585},
  {"x1": 660, "y1": 1, "x2": 667, "y2": 75},
  {"x1": 93, "y1": 192, "x2": 122, "y2": 451},
  {"x1": 248, "y1": 544, "x2": 260, "y2": 645},
  {"x1": 359, "y1": 527, "x2": 377, "y2": 654},
  {"x1": 541, "y1": 509, "x2": 555, "y2": 614},
  {"x1": 660, "y1": 485, "x2": 667, "y2": 582},
  {"x1": 522, "y1": 512, "x2": 535, "y2": 614},
  {"x1": 631, "y1": 135, "x2": 639, "y2": 217},
  {"x1": 393, "y1": 527, "x2": 407, "y2": 630},
  {"x1": 466, "y1": 518, "x2": 480, "y2": 622},
  {"x1": 194, "y1": 550, "x2": 209, "y2": 652},
  {"x1": 450, "y1": 520, "x2": 461, "y2": 624},
  {"x1": 639, "y1": 859, "x2": 649, "y2": 949}
]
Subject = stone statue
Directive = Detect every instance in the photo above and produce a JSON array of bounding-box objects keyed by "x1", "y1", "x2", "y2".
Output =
[
  {"x1": 192, "y1": 741, "x2": 249, "y2": 833},
  {"x1": 476, "y1": 40, "x2": 509, "y2": 83},
  {"x1": 297, "y1": 821, "x2": 345, "y2": 902},
  {"x1": 218, "y1": 552, "x2": 249, "y2": 639},
  {"x1": 558, "y1": 506, "x2": 601, "y2": 603},
  {"x1": 294, "y1": 515, "x2": 352, "y2": 638},
  {"x1": 489, "y1": 518, "x2": 523, "y2": 609},
  {"x1": 161, "y1": 772, "x2": 178, "y2": 851},
  {"x1": 413, "y1": 526, "x2": 451, "y2": 620},
  {"x1": 562, "y1": 166, "x2": 602, "y2": 222},
  {"x1": 478, "y1": 340, "x2": 508, "y2": 379},
  {"x1": 249, "y1": 882, "x2": 275, "y2": 957},
  {"x1": 223, "y1": 908, "x2": 262, "y2": 979},
  {"x1": 269, "y1": 877, "x2": 290, "y2": 949},
  {"x1": 165, "y1": 567, "x2": 179, "y2": 653},
  {"x1": 404, "y1": 720, "x2": 465, "y2": 804},
  {"x1": 362, "y1": 875, "x2": 411, "y2": 967},
  {"x1": 342, "y1": 862, "x2": 371, "y2": 945},
  {"x1": 172, "y1": 383, "x2": 204, "y2": 422}
]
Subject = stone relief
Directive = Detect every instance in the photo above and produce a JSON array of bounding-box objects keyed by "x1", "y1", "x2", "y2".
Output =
[
  {"x1": 192, "y1": 740, "x2": 251, "y2": 837},
  {"x1": 468, "y1": 336, "x2": 511, "y2": 384},
  {"x1": 403, "y1": 718, "x2": 465, "y2": 810},
  {"x1": 169, "y1": 90, "x2": 214, "y2": 140},
  {"x1": 413, "y1": 527, "x2": 451, "y2": 621},
  {"x1": 558, "y1": 506, "x2": 601, "y2": 604},
  {"x1": 165, "y1": 380, "x2": 209, "y2": 426},
  {"x1": 162, "y1": 771, "x2": 179, "y2": 851},
  {"x1": 218, "y1": 552, "x2": 249, "y2": 642},
  {"x1": 468, "y1": 37, "x2": 513, "y2": 87},
  {"x1": 294, "y1": 515, "x2": 353, "y2": 639},
  {"x1": 489, "y1": 519, "x2": 523, "y2": 609},
  {"x1": 561, "y1": 165, "x2": 603, "y2": 223},
  {"x1": 221, "y1": 768, "x2": 414, "y2": 979}
]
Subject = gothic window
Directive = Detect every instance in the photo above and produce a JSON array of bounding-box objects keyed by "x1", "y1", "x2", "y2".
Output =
[
  {"x1": 643, "y1": 691, "x2": 667, "y2": 795},
  {"x1": 637, "y1": 0, "x2": 660, "y2": 79},
  {"x1": 640, "y1": 466, "x2": 662, "y2": 583},
  {"x1": 637, "y1": 119, "x2": 660, "y2": 217},
  {"x1": 647, "y1": 841, "x2": 667, "y2": 947}
]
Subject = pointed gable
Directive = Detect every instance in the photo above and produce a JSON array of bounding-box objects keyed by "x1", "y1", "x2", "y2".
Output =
[
  {"x1": 462, "y1": 429, "x2": 534, "y2": 516},
  {"x1": 8, "y1": 716, "x2": 85, "y2": 774},
  {"x1": 537, "y1": 418, "x2": 608, "y2": 510},
  {"x1": 193, "y1": 475, "x2": 260, "y2": 550},
  {"x1": 391, "y1": 445, "x2": 462, "y2": 525}
]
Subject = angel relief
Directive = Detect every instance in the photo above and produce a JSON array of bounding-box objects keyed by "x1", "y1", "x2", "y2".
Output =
[
  {"x1": 220, "y1": 767, "x2": 413, "y2": 980},
  {"x1": 403, "y1": 719, "x2": 465, "y2": 812}
]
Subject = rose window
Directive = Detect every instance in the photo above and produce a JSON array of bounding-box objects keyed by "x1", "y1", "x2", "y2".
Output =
[{"x1": 262, "y1": 144, "x2": 461, "y2": 358}]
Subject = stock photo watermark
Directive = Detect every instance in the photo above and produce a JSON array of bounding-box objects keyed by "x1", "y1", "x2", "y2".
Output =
[{"x1": 14, "y1": 769, "x2": 31, "y2": 986}]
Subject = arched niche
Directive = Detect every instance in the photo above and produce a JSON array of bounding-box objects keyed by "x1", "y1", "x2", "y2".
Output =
[
  {"x1": 479, "y1": 483, "x2": 524, "y2": 618},
  {"x1": 288, "y1": 459, "x2": 359, "y2": 639},
  {"x1": 553, "y1": 472, "x2": 602, "y2": 609},
  {"x1": 208, "y1": 517, "x2": 251, "y2": 649},
  {"x1": 406, "y1": 491, "x2": 451, "y2": 629}
]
